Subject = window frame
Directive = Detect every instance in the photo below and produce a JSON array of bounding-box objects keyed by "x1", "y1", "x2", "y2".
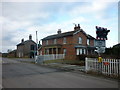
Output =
[
  {"x1": 63, "y1": 37, "x2": 66, "y2": 44},
  {"x1": 54, "y1": 39, "x2": 57, "y2": 44},
  {"x1": 46, "y1": 40, "x2": 48, "y2": 45},
  {"x1": 78, "y1": 37, "x2": 82, "y2": 44},
  {"x1": 87, "y1": 39, "x2": 90, "y2": 45},
  {"x1": 63, "y1": 49, "x2": 67, "y2": 55}
]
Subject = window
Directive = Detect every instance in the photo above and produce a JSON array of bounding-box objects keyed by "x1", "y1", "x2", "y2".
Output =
[
  {"x1": 46, "y1": 40, "x2": 48, "y2": 45},
  {"x1": 80, "y1": 49, "x2": 82, "y2": 54},
  {"x1": 76, "y1": 48, "x2": 86, "y2": 55},
  {"x1": 77, "y1": 48, "x2": 79, "y2": 55},
  {"x1": 76, "y1": 48, "x2": 82, "y2": 55},
  {"x1": 87, "y1": 39, "x2": 90, "y2": 45},
  {"x1": 31, "y1": 45, "x2": 34, "y2": 50},
  {"x1": 63, "y1": 49, "x2": 67, "y2": 55},
  {"x1": 78, "y1": 37, "x2": 82, "y2": 44},
  {"x1": 84, "y1": 49, "x2": 86, "y2": 54},
  {"x1": 54, "y1": 39, "x2": 57, "y2": 44},
  {"x1": 82, "y1": 49, "x2": 86, "y2": 54},
  {"x1": 63, "y1": 37, "x2": 66, "y2": 44}
]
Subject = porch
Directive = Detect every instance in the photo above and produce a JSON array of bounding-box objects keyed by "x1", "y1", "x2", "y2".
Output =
[{"x1": 43, "y1": 44, "x2": 62, "y2": 55}]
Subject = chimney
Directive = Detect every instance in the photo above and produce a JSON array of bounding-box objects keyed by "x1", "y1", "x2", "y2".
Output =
[
  {"x1": 29, "y1": 34, "x2": 32, "y2": 40},
  {"x1": 74, "y1": 24, "x2": 80, "y2": 31},
  {"x1": 57, "y1": 29, "x2": 61, "y2": 34},
  {"x1": 21, "y1": 38, "x2": 24, "y2": 43},
  {"x1": 78, "y1": 24, "x2": 80, "y2": 29}
]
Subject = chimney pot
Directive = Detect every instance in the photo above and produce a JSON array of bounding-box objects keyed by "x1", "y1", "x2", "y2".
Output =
[
  {"x1": 29, "y1": 34, "x2": 32, "y2": 40},
  {"x1": 21, "y1": 38, "x2": 24, "y2": 43},
  {"x1": 57, "y1": 29, "x2": 61, "y2": 34}
]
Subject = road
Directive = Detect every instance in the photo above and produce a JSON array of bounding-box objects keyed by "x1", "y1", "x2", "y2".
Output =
[{"x1": 2, "y1": 58, "x2": 119, "y2": 88}]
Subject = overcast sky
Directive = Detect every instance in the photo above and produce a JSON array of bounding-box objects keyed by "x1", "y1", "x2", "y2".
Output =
[{"x1": 0, "y1": 0, "x2": 119, "y2": 53}]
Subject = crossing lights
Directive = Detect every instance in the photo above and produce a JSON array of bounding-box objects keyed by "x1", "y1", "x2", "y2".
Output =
[{"x1": 96, "y1": 26, "x2": 110, "y2": 40}]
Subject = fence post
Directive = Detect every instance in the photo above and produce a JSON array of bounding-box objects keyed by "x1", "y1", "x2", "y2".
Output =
[
  {"x1": 118, "y1": 59, "x2": 120, "y2": 79},
  {"x1": 85, "y1": 57, "x2": 88, "y2": 72}
]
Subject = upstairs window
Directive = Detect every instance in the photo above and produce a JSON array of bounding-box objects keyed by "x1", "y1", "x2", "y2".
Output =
[
  {"x1": 63, "y1": 37, "x2": 66, "y2": 44},
  {"x1": 87, "y1": 39, "x2": 90, "y2": 45},
  {"x1": 46, "y1": 40, "x2": 48, "y2": 45},
  {"x1": 78, "y1": 37, "x2": 82, "y2": 44},
  {"x1": 54, "y1": 39, "x2": 57, "y2": 44},
  {"x1": 31, "y1": 45, "x2": 35, "y2": 50}
]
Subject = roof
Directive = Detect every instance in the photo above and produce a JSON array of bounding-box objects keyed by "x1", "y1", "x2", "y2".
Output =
[
  {"x1": 42, "y1": 29, "x2": 95, "y2": 40},
  {"x1": 9, "y1": 49, "x2": 17, "y2": 53},
  {"x1": 17, "y1": 40, "x2": 36, "y2": 46},
  {"x1": 87, "y1": 34, "x2": 95, "y2": 39}
]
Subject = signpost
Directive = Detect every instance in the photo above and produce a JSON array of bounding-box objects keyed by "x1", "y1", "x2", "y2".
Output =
[{"x1": 95, "y1": 26, "x2": 110, "y2": 74}]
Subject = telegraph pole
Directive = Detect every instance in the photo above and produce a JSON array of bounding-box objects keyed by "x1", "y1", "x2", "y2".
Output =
[{"x1": 36, "y1": 31, "x2": 38, "y2": 56}]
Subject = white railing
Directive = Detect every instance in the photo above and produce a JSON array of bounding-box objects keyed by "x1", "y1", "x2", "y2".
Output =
[
  {"x1": 35, "y1": 54, "x2": 65, "y2": 63},
  {"x1": 85, "y1": 58, "x2": 120, "y2": 77}
]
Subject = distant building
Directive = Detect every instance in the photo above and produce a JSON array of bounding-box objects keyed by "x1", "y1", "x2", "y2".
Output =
[
  {"x1": 39, "y1": 24, "x2": 96, "y2": 60},
  {"x1": 112, "y1": 43, "x2": 120, "y2": 58},
  {"x1": 16, "y1": 35, "x2": 37, "y2": 58},
  {"x1": 7, "y1": 49, "x2": 17, "y2": 58},
  {"x1": 105, "y1": 43, "x2": 120, "y2": 58}
]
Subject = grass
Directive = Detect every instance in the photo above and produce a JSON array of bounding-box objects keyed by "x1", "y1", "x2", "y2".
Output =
[{"x1": 43, "y1": 59, "x2": 85, "y2": 66}]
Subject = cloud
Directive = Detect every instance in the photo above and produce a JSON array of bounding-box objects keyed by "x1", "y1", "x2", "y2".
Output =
[
  {"x1": 1, "y1": 0, "x2": 119, "y2": 2},
  {"x1": 1, "y1": 2, "x2": 118, "y2": 52}
]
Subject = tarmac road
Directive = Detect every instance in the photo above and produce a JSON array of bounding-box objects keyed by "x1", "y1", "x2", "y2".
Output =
[{"x1": 2, "y1": 58, "x2": 119, "y2": 88}]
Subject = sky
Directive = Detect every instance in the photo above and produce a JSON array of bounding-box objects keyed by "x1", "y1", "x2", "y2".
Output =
[{"x1": 0, "y1": 0, "x2": 119, "y2": 53}]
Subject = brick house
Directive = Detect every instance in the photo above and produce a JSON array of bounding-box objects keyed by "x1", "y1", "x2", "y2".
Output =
[
  {"x1": 39, "y1": 24, "x2": 96, "y2": 60},
  {"x1": 16, "y1": 35, "x2": 37, "y2": 58}
]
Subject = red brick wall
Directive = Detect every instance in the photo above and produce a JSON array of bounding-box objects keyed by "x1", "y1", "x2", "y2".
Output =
[
  {"x1": 73, "y1": 31, "x2": 87, "y2": 45},
  {"x1": 90, "y1": 39, "x2": 94, "y2": 46}
]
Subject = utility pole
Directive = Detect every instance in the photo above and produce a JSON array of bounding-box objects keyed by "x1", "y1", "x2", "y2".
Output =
[{"x1": 36, "y1": 31, "x2": 38, "y2": 56}]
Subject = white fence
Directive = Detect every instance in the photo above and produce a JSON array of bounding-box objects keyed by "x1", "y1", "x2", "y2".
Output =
[
  {"x1": 85, "y1": 58, "x2": 120, "y2": 77},
  {"x1": 35, "y1": 54, "x2": 65, "y2": 63}
]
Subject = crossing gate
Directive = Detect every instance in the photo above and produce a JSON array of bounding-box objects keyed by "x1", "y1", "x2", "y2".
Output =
[{"x1": 85, "y1": 58, "x2": 120, "y2": 77}]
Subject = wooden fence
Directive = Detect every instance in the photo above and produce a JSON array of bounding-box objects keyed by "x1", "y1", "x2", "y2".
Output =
[{"x1": 85, "y1": 58, "x2": 120, "y2": 77}]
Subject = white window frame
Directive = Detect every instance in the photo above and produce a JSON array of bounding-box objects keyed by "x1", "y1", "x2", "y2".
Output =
[
  {"x1": 84, "y1": 49, "x2": 86, "y2": 54},
  {"x1": 78, "y1": 37, "x2": 82, "y2": 44},
  {"x1": 87, "y1": 39, "x2": 90, "y2": 45},
  {"x1": 76, "y1": 48, "x2": 86, "y2": 55},
  {"x1": 63, "y1": 49, "x2": 66, "y2": 55},
  {"x1": 80, "y1": 49, "x2": 82, "y2": 54},
  {"x1": 77, "y1": 48, "x2": 79, "y2": 55}
]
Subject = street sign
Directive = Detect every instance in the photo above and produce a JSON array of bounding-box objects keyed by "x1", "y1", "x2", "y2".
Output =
[
  {"x1": 94, "y1": 40, "x2": 106, "y2": 47},
  {"x1": 95, "y1": 47, "x2": 105, "y2": 53}
]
